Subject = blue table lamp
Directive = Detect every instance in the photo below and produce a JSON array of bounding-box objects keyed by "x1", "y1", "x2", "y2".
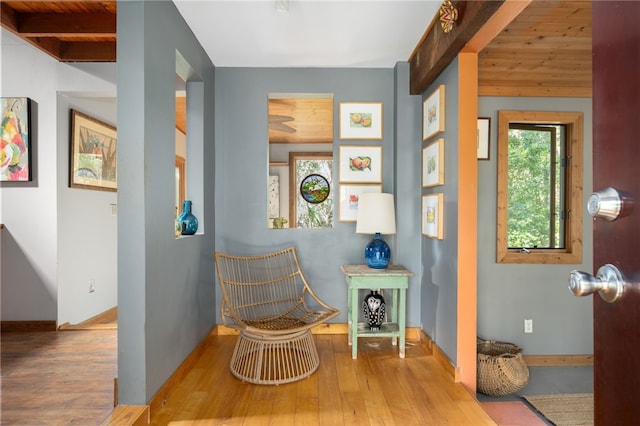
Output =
[{"x1": 356, "y1": 193, "x2": 396, "y2": 269}]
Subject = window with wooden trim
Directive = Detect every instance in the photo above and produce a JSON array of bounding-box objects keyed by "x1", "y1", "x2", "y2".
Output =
[
  {"x1": 497, "y1": 110, "x2": 583, "y2": 264},
  {"x1": 288, "y1": 152, "x2": 333, "y2": 229}
]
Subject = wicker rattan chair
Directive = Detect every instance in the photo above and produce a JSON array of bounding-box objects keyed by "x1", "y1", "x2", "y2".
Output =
[{"x1": 214, "y1": 247, "x2": 340, "y2": 385}]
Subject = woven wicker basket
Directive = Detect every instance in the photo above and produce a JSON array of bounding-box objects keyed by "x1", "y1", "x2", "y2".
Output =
[{"x1": 477, "y1": 339, "x2": 530, "y2": 396}]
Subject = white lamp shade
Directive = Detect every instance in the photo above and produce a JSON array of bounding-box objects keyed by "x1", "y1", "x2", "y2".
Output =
[{"x1": 356, "y1": 193, "x2": 396, "y2": 235}]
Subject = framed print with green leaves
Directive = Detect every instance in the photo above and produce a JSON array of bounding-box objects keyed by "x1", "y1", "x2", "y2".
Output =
[{"x1": 422, "y1": 138, "x2": 444, "y2": 187}]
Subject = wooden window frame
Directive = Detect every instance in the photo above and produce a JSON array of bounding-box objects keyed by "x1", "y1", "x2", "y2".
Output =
[
  {"x1": 288, "y1": 152, "x2": 333, "y2": 228},
  {"x1": 497, "y1": 110, "x2": 583, "y2": 264},
  {"x1": 175, "y1": 155, "x2": 186, "y2": 210}
]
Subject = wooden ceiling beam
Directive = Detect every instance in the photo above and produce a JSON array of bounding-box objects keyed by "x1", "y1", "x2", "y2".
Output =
[
  {"x1": 58, "y1": 40, "x2": 116, "y2": 62},
  {"x1": 26, "y1": 37, "x2": 63, "y2": 61},
  {"x1": 0, "y1": 3, "x2": 19, "y2": 32},
  {"x1": 1, "y1": 4, "x2": 65, "y2": 61},
  {"x1": 17, "y1": 12, "x2": 116, "y2": 37},
  {"x1": 408, "y1": 0, "x2": 504, "y2": 95},
  {"x1": 20, "y1": 38, "x2": 116, "y2": 62},
  {"x1": 1, "y1": 3, "x2": 116, "y2": 62}
]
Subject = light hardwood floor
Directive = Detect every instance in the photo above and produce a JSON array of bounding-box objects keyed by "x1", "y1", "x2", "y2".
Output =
[
  {"x1": 151, "y1": 332, "x2": 495, "y2": 425},
  {"x1": 1, "y1": 328, "x2": 498, "y2": 425}
]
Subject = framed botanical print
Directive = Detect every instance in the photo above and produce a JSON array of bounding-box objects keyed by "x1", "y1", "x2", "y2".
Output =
[
  {"x1": 338, "y1": 145, "x2": 382, "y2": 183},
  {"x1": 423, "y1": 85, "x2": 445, "y2": 141},
  {"x1": 423, "y1": 138, "x2": 444, "y2": 187},
  {"x1": 338, "y1": 184, "x2": 382, "y2": 222},
  {"x1": 339, "y1": 102, "x2": 383, "y2": 140},
  {"x1": 422, "y1": 193, "x2": 444, "y2": 239}
]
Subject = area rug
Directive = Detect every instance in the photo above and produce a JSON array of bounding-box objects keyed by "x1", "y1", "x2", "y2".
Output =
[
  {"x1": 523, "y1": 393, "x2": 593, "y2": 426},
  {"x1": 481, "y1": 401, "x2": 546, "y2": 426}
]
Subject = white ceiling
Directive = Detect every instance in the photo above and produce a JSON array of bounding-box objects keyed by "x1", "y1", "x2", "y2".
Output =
[{"x1": 172, "y1": 0, "x2": 442, "y2": 68}]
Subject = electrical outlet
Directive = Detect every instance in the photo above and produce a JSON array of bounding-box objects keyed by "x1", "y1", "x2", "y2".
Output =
[
  {"x1": 89, "y1": 279, "x2": 95, "y2": 293},
  {"x1": 524, "y1": 319, "x2": 533, "y2": 333}
]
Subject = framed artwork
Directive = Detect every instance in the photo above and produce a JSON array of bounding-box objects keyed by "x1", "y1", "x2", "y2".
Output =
[
  {"x1": 339, "y1": 102, "x2": 383, "y2": 140},
  {"x1": 1, "y1": 97, "x2": 32, "y2": 182},
  {"x1": 422, "y1": 193, "x2": 444, "y2": 239},
  {"x1": 423, "y1": 85, "x2": 445, "y2": 141},
  {"x1": 422, "y1": 138, "x2": 444, "y2": 187},
  {"x1": 338, "y1": 184, "x2": 382, "y2": 222},
  {"x1": 300, "y1": 173, "x2": 330, "y2": 204},
  {"x1": 338, "y1": 145, "x2": 382, "y2": 183},
  {"x1": 70, "y1": 109, "x2": 117, "y2": 191},
  {"x1": 268, "y1": 175, "x2": 280, "y2": 219},
  {"x1": 477, "y1": 117, "x2": 491, "y2": 160}
]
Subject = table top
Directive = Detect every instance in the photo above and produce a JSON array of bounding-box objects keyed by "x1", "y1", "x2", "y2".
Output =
[{"x1": 341, "y1": 264, "x2": 414, "y2": 277}]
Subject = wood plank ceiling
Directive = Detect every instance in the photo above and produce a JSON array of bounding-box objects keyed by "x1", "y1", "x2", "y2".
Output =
[
  {"x1": 1, "y1": 1, "x2": 592, "y2": 101},
  {"x1": 478, "y1": 0, "x2": 592, "y2": 98}
]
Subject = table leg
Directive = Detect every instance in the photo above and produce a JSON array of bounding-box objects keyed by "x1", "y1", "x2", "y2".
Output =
[
  {"x1": 399, "y1": 287, "x2": 406, "y2": 358},
  {"x1": 347, "y1": 280, "x2": 352, "y2": 347},
  {"x1": 351, "y1": 287, "x2": 359, "y2": 359},
  {"x1": 391, "y1": 288, "x2": 398, "y2": 346}
]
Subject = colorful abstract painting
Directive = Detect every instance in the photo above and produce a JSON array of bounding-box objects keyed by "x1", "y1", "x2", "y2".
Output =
[{"x1": 1, "y1": 97, "x2": 32, "y2": 182}]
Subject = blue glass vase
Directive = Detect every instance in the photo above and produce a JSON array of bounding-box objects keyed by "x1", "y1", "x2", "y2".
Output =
[
  {"x1": 364, "y1": 232, "x2": 390, "y2": 269},
  {"x1": 178, "y1": 200, "x2": 198, "y2": 235}
]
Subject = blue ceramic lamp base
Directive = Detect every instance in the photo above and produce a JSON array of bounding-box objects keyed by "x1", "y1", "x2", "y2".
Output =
[{"x1": 364, "y1": 232, "x2": 391, "y2": 269}]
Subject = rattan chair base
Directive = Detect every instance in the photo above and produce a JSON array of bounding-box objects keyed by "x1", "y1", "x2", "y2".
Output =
[
  {"x1": 230, "y1": 329, "x2": 319, "y2": 385},
  {"x1": 215, "y1": 247, "x2": 340, "y2": 385}
]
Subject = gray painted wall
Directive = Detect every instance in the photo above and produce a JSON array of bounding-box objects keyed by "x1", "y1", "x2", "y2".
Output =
[
  {"x1": 117, "y1": 1, "x2": 216, "y2": 404},
  {"x1": 477, "y1": 96, "x2": 594, "y2": 355},
  {"x1": 393, "y1": 63, "x2": 425, "y2": 327},
  {"x1": 214, "y1": 66, "x2": 424, "y2": 327},
  {"x1": 420, "y1": 58, "x2": 461, "y2": 362}
]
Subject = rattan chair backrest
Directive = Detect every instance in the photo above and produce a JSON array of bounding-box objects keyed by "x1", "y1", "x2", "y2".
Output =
[{"x1": 215, "y1": 247, "x2": 315, "y2": 325}]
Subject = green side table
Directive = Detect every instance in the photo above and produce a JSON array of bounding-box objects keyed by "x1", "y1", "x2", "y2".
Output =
[{"x1": 341, "y1": 264, "x2": 413, "y2": 359}]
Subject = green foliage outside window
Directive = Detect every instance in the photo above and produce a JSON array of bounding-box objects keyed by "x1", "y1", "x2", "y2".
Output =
[{"x1": 507, "y1": 124, "x2": 564, "y2": 249}]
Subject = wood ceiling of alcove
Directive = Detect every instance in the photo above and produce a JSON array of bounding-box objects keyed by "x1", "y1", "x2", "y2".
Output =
[
  {"x1": 178, "y1": 97, "x2": 335, "y2": 141},
  {"x1": 268, "y1": 98, "x2": 333, "y2": 144},
  {"x1": 478, "y1": 0, "x2": 592, "y2": 98}
]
